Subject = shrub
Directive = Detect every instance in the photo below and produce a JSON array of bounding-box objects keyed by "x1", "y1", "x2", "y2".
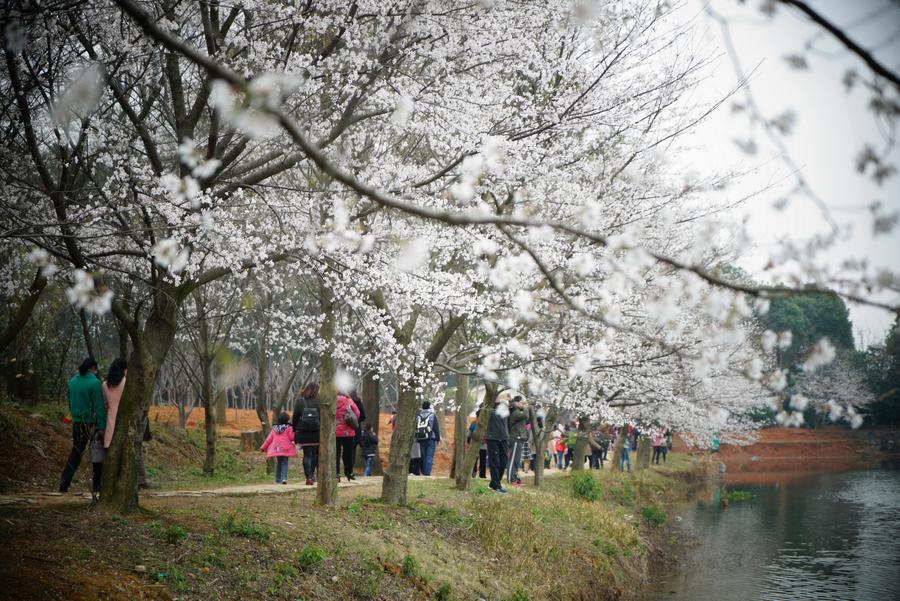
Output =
[
  {"x1": 400, "y1": 554, "x2": 419, "y2": 577},
  {"x1": 640, "y1": 505, "x2": 667, "y2": 526},
  {"x1": 217, "y1": 513, "x2": 270, "y2": 541},
  {"x1": 294, "y1": 544, "x2": 327, "y2": 570},
  {"x1": 571, "y1": 472, "x2": 601, "y2": 502},
  {"x1": 148, "y1": 521, "x2": 188, "y2": 545},
  {"x1": 436, "y1": 583, "x2": 452, "y2": 601}
]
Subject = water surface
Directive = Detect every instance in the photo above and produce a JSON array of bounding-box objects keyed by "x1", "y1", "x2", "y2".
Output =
[{"x1": 646, "y1": 469, "x2": 900, "y2": 601}]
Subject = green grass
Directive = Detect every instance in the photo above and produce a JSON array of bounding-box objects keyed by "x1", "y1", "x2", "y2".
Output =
[
  {"x1": 571, "y1": 471, "x2": 601, "y2": 501},
  {"x1": 640, "y1": 505, "x2": 667, "y2": 526},
  {"x1": 294, "y1": 543, "x2": 327, "y2": 570},
  {"x1": 148, "y1": 521, "x2": 189, "y2": 545},
  {"x1": 400, "y1": 554, "x2": 419, "y2": 577},
  {"x1": 216, "y1": 513, "x2": 270, "y2": 542}
]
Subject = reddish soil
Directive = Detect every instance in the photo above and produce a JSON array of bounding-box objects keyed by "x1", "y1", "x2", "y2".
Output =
[{"x1": 711, "y1": 426, "x2": 879, "y2": 474}]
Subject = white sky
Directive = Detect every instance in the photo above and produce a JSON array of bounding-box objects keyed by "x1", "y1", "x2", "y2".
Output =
[{"x1": 675, "y1": 0, "x2": 900, "y2": 348}]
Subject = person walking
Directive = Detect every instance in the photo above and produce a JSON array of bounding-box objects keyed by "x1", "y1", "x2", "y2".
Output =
[
  {"x1": 550, "y1": 424, "x2": 565, "y2": 469},
  {"x1": 619, "y1": 433, "x2": 632, "y2": 473},
  {"x1": 335, "y1": 393, "x2": 360, "y2": 481},
  {"x1": 486, "y1": 396, "x2": 510, "y2": 493},
  {"x1": 58, "y1": 357, "x2": 106, "y2": 494},
  {"x1": 260, "y1": 412, "x2": 296, "y2": 484},
  {"x1": 506, "y1": 396, "x2": 528, "y2": 485},
  {"x1": 361, "y1": 423, "x2": 379, "y2": 476},
  {"x1": 415, "y1": 401, "x2": 441, "y2": 476},
  {"x1": 291, "y1": 384, "x2": 320, "y2": 485},
  {"x1": 651, "y1": 429, "x2": 664, "y2": 465}
]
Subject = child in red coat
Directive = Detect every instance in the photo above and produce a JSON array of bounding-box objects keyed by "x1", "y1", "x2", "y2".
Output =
[{"x1": 260, "y1": 412, "x2": 297, "y2": 484}]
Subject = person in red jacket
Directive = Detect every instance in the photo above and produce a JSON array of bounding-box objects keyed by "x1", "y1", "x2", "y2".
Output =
[
  {"x1": 260, "y1": 412, "x2": 296, "y2": 484},
  {"x1": 335, "y1": 394, "x2": 360, "y2": 481}
]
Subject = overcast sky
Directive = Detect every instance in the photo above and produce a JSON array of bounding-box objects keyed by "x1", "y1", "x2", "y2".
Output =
[{"x1": 676, "y1": 0, "x2": 900, "y2": 348}]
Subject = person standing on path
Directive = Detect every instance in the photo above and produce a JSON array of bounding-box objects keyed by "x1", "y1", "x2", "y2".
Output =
[
  {"x1": 361, "y1": 423, "x2": 379, "y2": 476},
  {"x1": 58, "y1": 357, "x2": 106, "y2": 494},
  {"x1": 619, "y1": 433, "x2": 632, "y2": 473},
  {"x1": 486, "y1": 397, "x2": 510, "y2": 493},
  {"x1": 291, "y1": 384, "x2": 320, "y2": 485},
  {"x1": 506, "y1": 396, "x2": 528, "y2": 485},
  {"x1": 101, "y1": 358, "x2": 127, "y2": 450},
  {"x1": 651, "y1": 429, "x2": 664, "y2": 465},
  {"x1": 415, "y1": 401, "x2": 441, "y2": 476},
  {"x1": 260, "y1": 412, "x2": 296, "y2": 484},
  {"x1": 335, "y1": 393, "x2": 360, "y2": 481}
]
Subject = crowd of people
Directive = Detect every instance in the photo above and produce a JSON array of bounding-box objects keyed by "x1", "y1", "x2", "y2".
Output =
[{"x1": 58, "y1": 358, "x2": 672, "y2": 494}]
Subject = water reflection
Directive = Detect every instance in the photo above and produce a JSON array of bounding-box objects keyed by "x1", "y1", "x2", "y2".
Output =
[{"x1": 646, "y1": 470, "x2": 900, "y2": 601}]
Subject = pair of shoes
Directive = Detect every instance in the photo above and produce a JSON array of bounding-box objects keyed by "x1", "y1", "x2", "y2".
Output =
[{"x1": 305, "y1": 478, "x2": 313, "y2": 486}]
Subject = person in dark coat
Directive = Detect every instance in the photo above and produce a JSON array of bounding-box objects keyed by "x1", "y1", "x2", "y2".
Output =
[
  {"x1": 486, "y1": 397, "x2": 510, "y2": 493},
  {"x1": 291, "y1": 384, "x2": 320, "y2": 485}
]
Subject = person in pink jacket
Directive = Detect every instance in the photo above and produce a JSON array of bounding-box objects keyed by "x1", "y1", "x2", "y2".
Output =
[
  {"x1": 335, "y1": 393, "x2": 360, "y2": 481},
  {"x1": 260, "y1": 412, "x2": 297, "y2": 484}
]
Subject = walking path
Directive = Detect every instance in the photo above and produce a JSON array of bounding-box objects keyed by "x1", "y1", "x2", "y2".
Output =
[{"x1": 0, "y1": 476, "x2": 385, "y2": 507}]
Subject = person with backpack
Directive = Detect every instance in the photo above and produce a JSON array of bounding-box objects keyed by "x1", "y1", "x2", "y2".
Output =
[
  {"x1": 291, "y1": 384, "x2": 320, "y2": 485},
  {"x1": 506, "y1": 396, "x2": 528, "y2": 485},
  {"x1": 361, "y1": 423, "x2": 379, "y2": 476},
  {"x1": 58, "y1": 357, "x2": 106, "y2": 494},
  {"x1": 486, "y1": 396, "x2": 510, "y2": 493},
  {"x1": 260, "y1": 412, "x2": 296, "y2": 484},
  {"x1": 335, "y1": 393, "x2": 360, "y2": 481},
  {"x1": 415, "y1": 401, "x2": 441, "y2": 476}
]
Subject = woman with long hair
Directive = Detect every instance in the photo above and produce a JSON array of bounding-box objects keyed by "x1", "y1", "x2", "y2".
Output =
[
  {"x1": 291, "y1": 383, "x2": 321, "y2": 485},
  {"x1": 102, "y1": 358, "x2": 128, "y2": 449}
]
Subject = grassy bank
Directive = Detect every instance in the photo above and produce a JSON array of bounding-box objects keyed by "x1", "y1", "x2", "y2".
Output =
[
  {"x1": 0, "y1": 452, "x2": 709, "y2": 601},
  {"x1": 0, "y1": 403, "x2": 271, "y2": 493}
]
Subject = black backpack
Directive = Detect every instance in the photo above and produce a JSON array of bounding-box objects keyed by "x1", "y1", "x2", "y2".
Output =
[
  {"x1": 298, "y1": 400, "x2": 319, "y2": 433},
  {"x1": 415, "y1": 411, "x2": 434, "y2": 441}
]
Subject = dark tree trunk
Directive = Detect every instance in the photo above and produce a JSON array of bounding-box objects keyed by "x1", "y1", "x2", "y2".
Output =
[
  {"x1": 100, "y1": 296, "x2": 178, "y2": 513},
  {"x1": 455, "y1": 384, "x2": 496, "y2": 491},
  {"x1": 0, "y1": 269, "x2": 46, "y2": 354},
  {"x1": 450, "y1": 375, "x2": 470, "y2": 479},
  {"x1": 572, "y1": 414, "x2": 590, "y2": 471},
  {"x1": 359, "y1": 369, "x2": 383, "y2": 475},
  {"x1": 316, "y1": 282, "x2": 338, "y2": 507}
]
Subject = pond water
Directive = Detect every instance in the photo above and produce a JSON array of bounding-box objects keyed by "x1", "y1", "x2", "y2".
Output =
[{"x1": 645, "y1": 469, "x2": 900, "y2": 601}]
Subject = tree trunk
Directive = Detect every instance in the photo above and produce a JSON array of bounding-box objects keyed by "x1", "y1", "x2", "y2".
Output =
[
  {"x1": 636, "y1": 434, "x2": 651, "y2": 471},
  {"x1": 200, "y1": 361, "x2": 216, "y2": 476},
  {"x1": 381, "y1": 315, "x2": 465, "y2": 505},
  {"x1": 359, "y1": 369, "x2": 383, "y2": 475},
  {"x1": 455, "y1": 384, "x2": 496, "y2": 491},
  {"x1": 572, "y1": 415, "x2": 590, "y2": 471},
  {"x1": 381, "y1": 384, "x2": 417, "y2": 505},
  {"x1": 612, "y1": 427, "x2": 627, "y2": 472},
  {"x1": 100, "y1": 301, "x2": 178, "y2": 513},
  {"x1": 450, "y1": 375, "x2": 470, "y2": 479},
  {"x1": 316, "y1": 283, "x2": 338, "y2": 507},
  {"x1": 530, "y1": 407, "x2": 557, "y2": 488},
  {"x1": 216, "y1": 387, "x2": 227, "y2": 424},
  {"x1": 0, "y1": 269, "x2": 46, "y2": 354}
]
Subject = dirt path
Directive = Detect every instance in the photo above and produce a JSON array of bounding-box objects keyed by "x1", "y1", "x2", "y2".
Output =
[{"x1": 0, "y1": 475, "x2": 394, "y2": 507}]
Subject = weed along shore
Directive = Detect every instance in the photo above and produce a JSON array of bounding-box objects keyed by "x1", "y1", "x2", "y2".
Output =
[{"x1": 0, "y1": 407, "x2": 710, "y2": 601}]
